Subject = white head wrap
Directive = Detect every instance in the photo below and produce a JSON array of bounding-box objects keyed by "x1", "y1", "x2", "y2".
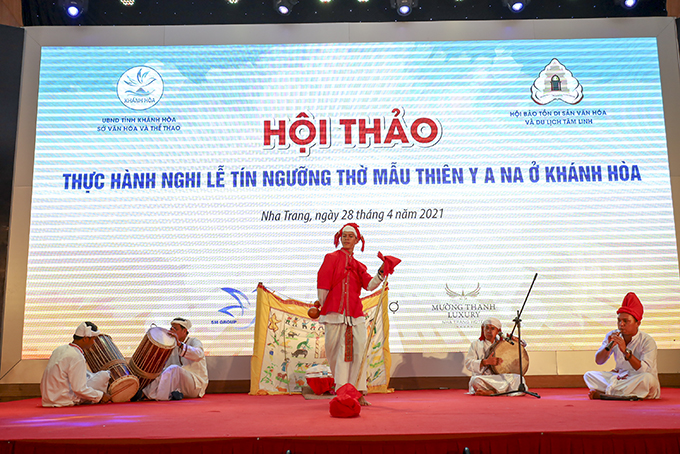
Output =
[
  {"x1": 74, "y1": 322, "x2": 100, "y2": 338},
  {"x1": 171, "y1": 317, "x2": 192, "y2": 330},
  {"x1": 482, "y1": 317, "x2": 502, "y2": 330},
  {"x1": 342, "y1": 225, "x2": 358, "y2": 236}
]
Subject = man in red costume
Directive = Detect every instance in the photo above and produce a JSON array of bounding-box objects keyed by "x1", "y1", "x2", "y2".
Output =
[{"x1": 317, "y1": 223, "x2": 384, "y2": 406}]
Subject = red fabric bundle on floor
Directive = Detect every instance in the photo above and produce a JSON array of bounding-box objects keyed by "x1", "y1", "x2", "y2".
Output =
[
  {"x1": 329, "y1": 383, "x2": 362, "y2": 418},
  {"x1": 307, "y1": 376, "x2": 335, "y2": 395}
]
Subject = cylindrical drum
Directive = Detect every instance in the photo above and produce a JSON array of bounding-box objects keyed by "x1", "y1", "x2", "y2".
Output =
[
  {"x1": 83, "y1": 334, "x2": 140, "y2": 403},
  {"x1": 128, "y1": 326, "x2": 177, "y2": 390}
]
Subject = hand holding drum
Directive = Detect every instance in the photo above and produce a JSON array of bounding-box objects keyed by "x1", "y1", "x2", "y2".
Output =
[{"x1": 308, "y1": 300, "x2": 321, "y2": 319}]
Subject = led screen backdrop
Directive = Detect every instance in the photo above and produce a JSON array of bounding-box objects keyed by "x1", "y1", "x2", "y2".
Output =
[{"x1": 22, "y1": 37, "x2": 680, "y2": 358}]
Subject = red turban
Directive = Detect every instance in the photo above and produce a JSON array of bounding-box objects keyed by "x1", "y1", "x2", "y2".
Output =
[
  {"x1": 617, "y1": 292, "x2": 643, "y2": 321},
  {"x1": 377, "y1": 252, "x2": 401, "y2": 276},
  {"x1": 334, "y1": 223, "x2": 365, "y2": 252},
  {"x1": 329, "y1": 383, "x2": 362, "y2": 418}
]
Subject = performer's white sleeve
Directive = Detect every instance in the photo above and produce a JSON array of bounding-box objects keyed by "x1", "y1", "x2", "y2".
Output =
[
  {"x1": 317, "y1": 289, "x2": 329, "y2": 305},
  {"x1": 366, "y1": 272, "x2": 384, "y2": 291},
  {"x1": 180, "y1": 338, "x2": 205, "y2": 362},
  {"x1": 464, "y1": 341, "x2": 485, "y2": 375}
]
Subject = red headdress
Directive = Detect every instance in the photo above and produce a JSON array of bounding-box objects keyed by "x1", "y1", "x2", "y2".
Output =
[
  {"x1": 617, "y1": 292, "x2": 643, "y2": 321},
  {"x1": 333, "y1": 223, "x2": 365, "y2": 252}
]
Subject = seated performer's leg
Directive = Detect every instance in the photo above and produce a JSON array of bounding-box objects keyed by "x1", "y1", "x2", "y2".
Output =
[
  {"x1": 86, "y1": 370, "x2": 111, "y2": 394},
  {"x1": 470, "y1": 374, "x2": 521, "y2": 396},
  {"x1": 176, "y1": 368, "x2": 201, "y2": 398},
  {"x1": 144, "y1": 365, "x2": 185, "y2": 401},
  {"x1": 73, "y1": 370, "x2": 111, "y2": 404},
  {"x1": 469, "y1": 376, "x2": 493, "y2": 395},
  {"x1": 606, "y1": 372, "x2": 660, "y2": 399},
  {"x1": 583, "y1": 370, "x2": 610, "y2": 398}
]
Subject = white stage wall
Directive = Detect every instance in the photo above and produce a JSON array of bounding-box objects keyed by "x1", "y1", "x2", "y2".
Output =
[{"x1": 3, "y1": 17, "x2": 680, "y2": 385}]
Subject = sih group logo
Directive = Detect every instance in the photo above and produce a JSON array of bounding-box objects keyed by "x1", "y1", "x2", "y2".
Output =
[
  {"x1": 117, "y1": 66, "x2": 164, "y2": 111},
  {"x1": 215, "y1": 287, "x2": 256, "y2": 329}
]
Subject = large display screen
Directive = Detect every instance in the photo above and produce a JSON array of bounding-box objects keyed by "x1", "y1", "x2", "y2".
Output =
[{"x1": 22, "y1": 37, "x2": 680, "y2": 358}]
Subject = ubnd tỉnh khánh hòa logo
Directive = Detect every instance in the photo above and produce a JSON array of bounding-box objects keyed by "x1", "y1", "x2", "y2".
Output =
[{"x1": 117, "y1": 66, "x2": 164, "y2": 111}]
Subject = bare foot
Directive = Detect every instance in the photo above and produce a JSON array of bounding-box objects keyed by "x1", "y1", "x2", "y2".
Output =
[
  {"x1": 474, "y1": 390, "x2": 494, "y2": 396},
  {"x1": 358, "y1": 396, "x2": 371, "y2": 406},
  {"x1": 588, "y1": 389, "x2": 602, "y2": 400}
]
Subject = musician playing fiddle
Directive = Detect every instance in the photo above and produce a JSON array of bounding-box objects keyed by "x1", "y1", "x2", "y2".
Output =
[
  {"x1": 464, "y1": 317, "x2": 527, "y2": 396},
  {"x1": 583, "y1": 292, "x2": 660, "y2": 400}
]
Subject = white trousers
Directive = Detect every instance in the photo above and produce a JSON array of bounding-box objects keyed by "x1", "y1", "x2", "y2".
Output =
[
  {"x1": 325, "y1": 323, "x2": 367, "y2": 392},
  {"x1": 144, "y1": 365, "x2": 201, "y2": 401},
  {"x1": 76, "y1": 371, "x2": 110, "y2": 404},
  {"x1": 468, "y1": 374, "x2": 523, "y2": 395},
  {"x1": 583, "y1": 370, "x2": 660, "y2": 399}
]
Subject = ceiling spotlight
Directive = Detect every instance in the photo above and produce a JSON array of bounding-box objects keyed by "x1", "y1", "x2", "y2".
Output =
[
  {"x1": 274, "y1": 0, "x2": 299, "y2": 15},
  {"x1": 120, "y1": 0, "x2": 134, "y2": 6},
  {"x1": 614, "y1": 0, "x2": 638, "y2": 8},
  {"x1": 59, "y1": 0, "x2": 88, "y2": 18},
  {"x1": 226, "y1": 0, "x2": 238, "y2": 3},
  {"x1": 502, "y1": 0, "x2": 529, "y2": 12},
  {"x1": 390, "y1": 0, "x2": 417, "y2": 16}
]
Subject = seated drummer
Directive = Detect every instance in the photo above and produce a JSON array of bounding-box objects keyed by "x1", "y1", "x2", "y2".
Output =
[
  {"x1": 139, "y1": 317, "x2": 208, "y2": 401},
  {"x1": 40, "y1": 322, "x2": 112, "y2": 407},
  {"x1": 464, "y1": 317, "x2": 526, "y2": 396}
]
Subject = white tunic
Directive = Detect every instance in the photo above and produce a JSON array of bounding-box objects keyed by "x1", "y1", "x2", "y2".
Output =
[
  {"x1": 583, "y1": 329, "x2": 660, "y2": 399},
  {"x1": 464, "y1": 338, "x2": 524, "y2": 395},
  {"x1": 144, "y1": 337, "x2": 209, "y2": 400},
  {"x1": 40, "y1": 343, "x2": 110, "y2": 407}
]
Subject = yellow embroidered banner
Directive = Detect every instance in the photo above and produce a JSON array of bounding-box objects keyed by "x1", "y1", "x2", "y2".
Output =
[{"x1": 250, "y1": 283, "x2": 391, "y2": 395}]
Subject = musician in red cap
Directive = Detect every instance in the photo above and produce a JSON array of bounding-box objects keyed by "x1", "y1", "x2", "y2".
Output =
[
  {"x1": 583, "y1": 292, "x2": 660, "y2": 399},
  {"x1": 317, "y1": 223, "x2": 385, "y2": 406}
]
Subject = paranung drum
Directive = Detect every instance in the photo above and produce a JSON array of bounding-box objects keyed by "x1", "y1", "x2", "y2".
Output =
[
  {"x1": 487, "y1": 338, "x2": 530, "y2": 375},
  {"x1": 83, "y1": 334, "x2": 140, "y2": 403},
  {"x1": 128, "y1": 326, "x2": 177, "y2": 390}
]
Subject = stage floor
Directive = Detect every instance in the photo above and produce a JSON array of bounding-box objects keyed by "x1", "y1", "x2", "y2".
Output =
[{"x1": 1, "y1": 388, "x2": 679, "y2": 454}]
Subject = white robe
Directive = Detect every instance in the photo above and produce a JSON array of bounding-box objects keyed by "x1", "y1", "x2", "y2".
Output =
[
  {"x1": 40, "y1": 343, "x2": 110, "y2": 407},
  {"x1": 464, "y1": 338, "x2": 524, "y2": 395},
  {"x1": 144, "y1": 337, "x2": 209, "y2": 400},
  {"x1": 583, "y1": 330, "x2": 660, "y2": 399}
]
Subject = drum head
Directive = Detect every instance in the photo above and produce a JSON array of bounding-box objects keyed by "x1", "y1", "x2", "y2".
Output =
[
  {"x1": 147, "y1": 326, "x2": 176, "y2": 348},
  {"x1": 490, "y1": 339, "x2": 530, "y2": 375},
  {"x1": 109, "y1": 375, "x2": 140, "y2": 403}
]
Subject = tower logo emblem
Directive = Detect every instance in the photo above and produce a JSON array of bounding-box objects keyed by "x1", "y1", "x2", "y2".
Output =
[{"x1": 531, "y1": 59, "x2": 583, "y2": 105}]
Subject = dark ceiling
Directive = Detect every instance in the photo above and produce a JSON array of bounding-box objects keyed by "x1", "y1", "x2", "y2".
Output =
[{"x1": 22, "y1": 0, "x2": 667, "y2": 27}]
